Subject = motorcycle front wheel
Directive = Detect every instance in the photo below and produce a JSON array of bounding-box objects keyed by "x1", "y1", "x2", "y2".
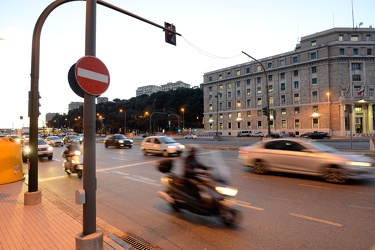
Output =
[{"x1": 218, "y1": 204, "x2": 240, "y2": 227}]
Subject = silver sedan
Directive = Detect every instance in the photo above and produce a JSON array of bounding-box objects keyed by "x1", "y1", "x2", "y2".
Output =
[{"x1": 238, "y1": 138, "x2": 375, "y2": 183}]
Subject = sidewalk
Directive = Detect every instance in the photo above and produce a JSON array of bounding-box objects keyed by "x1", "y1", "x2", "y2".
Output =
[{"x1": 0, "y1": 180, "x2": 127, "y2": 250}]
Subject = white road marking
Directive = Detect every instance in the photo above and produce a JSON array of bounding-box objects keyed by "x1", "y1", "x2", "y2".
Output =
[
  {"x1": 290, "y1": 213, "x2": 343, "y2": 227},
  {"x1": 298, "y1": 183, "x2": 375, "y2": 196}
]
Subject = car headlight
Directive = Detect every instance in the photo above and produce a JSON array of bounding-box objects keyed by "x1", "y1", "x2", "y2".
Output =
[
  {"x1": 215, "y1": 186, "x2": 238, "y2": 196},
  {"x1": 180, "y1": 145, "x2": 185, "y2": 149},
  {"x1": 168, "y1": 146, "x2": 176, "y2": 149},
  {"x1": 74, "y1": 150, "x2": 81, "y2": 156},
  {"x1": 118, "y1": 140, "x2": 124, "y2": 143},
  {"x1": 346, "y1": 161, "x2": 372, "y2": 167},
  {"x1": 48, "y1": 146, "x2": 53, "y2": 152},
  {"x1": 129, "y1": 140, "x2": 133, "y2": 143},
  {"x1": 25, "y1": 147, "x2": 31, "y2": 154}
]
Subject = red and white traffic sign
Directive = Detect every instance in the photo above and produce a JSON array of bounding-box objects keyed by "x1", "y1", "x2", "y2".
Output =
[{"x1": 75, "y1": 56, "x2": 110, "y2": 96}]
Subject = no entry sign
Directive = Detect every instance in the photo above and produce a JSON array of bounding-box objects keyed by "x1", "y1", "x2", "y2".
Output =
[{"x1": 75, "y1": 56, "x2": 110, "y2": 96}]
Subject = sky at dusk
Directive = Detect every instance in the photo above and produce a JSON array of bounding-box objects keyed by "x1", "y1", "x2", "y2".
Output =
[{"x1": 0, "y1": 0, "x2": 374, "y2": 129}]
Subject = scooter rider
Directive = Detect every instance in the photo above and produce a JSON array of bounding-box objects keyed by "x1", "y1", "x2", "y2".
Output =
[{"x1": 62, "y1": 142, "x2": 80, "y2": 160}]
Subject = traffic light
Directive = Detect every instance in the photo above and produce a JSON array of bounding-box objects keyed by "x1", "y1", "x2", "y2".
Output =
[
  {"x1": 164, "y1": 22, "x2": 176, "y2": 46},
  {"x1": 262, "y1": 107, "x2": 268, "y2": 116}
]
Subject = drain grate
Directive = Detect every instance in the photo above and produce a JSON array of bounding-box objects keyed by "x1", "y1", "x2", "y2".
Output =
[{"x1": 118, "y1": 234, "x2": 161, "y2": 250}]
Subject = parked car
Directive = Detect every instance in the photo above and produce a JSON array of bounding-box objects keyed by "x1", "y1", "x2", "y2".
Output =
[
  {"x1": 252, "y1": 132, "x2": 264, "y2": 137},
  {"x1": 300, "y1": 132, "x2": 313, "y2": 138},
  {"x1": 104, "y1": 134, "x2": 133, "y2": 148},
  {"x1": 141, "y1": 135, "x2": 185, "y2": 157},
  {"x1": 237, "y1": 130, "x2": 252, "y2": 137},
  {"x1": 238, "y1": 138, "x2": 375, "y2": 183},
  {"x1": 63, "y1": 134, "x2": 80, "y2": 144},
  {"x1": 281, "y1": 132, "x2": 296, "y2": 137},
  {"x1": 22, "y1": 138, "x2": 53, "y2": 163},
  {"x1": 184, "y1": 133, "x2": 197, "y2": 139},
  {"x1": 308, "y1": 132, "x2": 331, "y2": 139}
]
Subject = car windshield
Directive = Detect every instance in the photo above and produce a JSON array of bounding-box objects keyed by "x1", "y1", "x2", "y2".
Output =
[
  {"x1": 115, "y1": 135, "x2": 126, "y2": 139},
  {"x1": 70, "y1": 135, "x2": 79, "y2": 139},
  {"x1": 38, "y1": 139, "x2": 47, "y2": 145},
  {"x1": 49, "y1": 136, "x2": 60, "y2": 140},
  {"x1": 160, "y1": 137, "x2": 176, "y2": 144}
]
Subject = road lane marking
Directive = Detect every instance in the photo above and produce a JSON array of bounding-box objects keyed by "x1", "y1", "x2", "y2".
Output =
[
  {"x1": 290, "y1": 213, "x2": 343, "y2": 227},
  {"x1": 123, "y1": 176, "x2": 160, "y2": 186},
  {"x1": 39, "y1": 175, "x2": 67, "y2": 182},
  {"x1": 347, "y1": 205, "x2": 375, "y2": 210},
  {"x1": 298, "y1": 184, "x2": 375, "y2": 196},
  {"x1": 227, "y1": 199, "x2": 265, "y2": 211},
  {"x1": 96, "y1": 160, "x2": 159, "y2": 172}
]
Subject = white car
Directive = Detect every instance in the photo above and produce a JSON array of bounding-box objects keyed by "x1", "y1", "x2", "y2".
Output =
[
  {"x1": 141, "y1": 136, "x2": 185, "y2": 157},
  {"x1": 22, "y1": 138, "x2": 53, "y2": 163},
  {"x1": 252, "y1": 132, "x2": 264, "y2": 137},
  {"x1": 184, "y1": 133, "x2": 197, "y2": 139},
  {"x1": 238, "y1": 138, "x2": 375, "y2": 183}
]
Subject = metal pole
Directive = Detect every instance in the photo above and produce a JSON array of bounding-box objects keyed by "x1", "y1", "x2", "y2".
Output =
[
  {"x1": 83, "y1": 0, "x2": 97, "y2": 235},
  {"x1": 242, "y1": 51, "x2": 270, "y2": 137},
  {"x1": 215, "y1": 95, "x2": 219, "y2": 135}
]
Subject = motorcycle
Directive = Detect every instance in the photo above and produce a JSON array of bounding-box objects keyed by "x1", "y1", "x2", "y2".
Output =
[
  {"x1": 62, "y1": 143, "x2": 83, "y2": 179},
  {"x1": 157, "y1": 151, "x2": 241, "y2": 227}
]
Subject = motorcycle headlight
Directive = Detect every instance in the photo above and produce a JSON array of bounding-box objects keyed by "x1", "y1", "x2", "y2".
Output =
[
  {"x1": 74, "y1": 150, "x2": 81, "y2": 156},
  {"x1": 215, "y1": 186, "x2": 238, "y2": 196}
]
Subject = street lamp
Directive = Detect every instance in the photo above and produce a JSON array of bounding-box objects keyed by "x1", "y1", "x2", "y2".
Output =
[
  {"x1": 242, "y1": 51, "x2": 271, "y2": 137},
  {"x1": 119, "y1": 109, "x2": 126, "y2": 134},
  {"x1": 181, "y1": 108, "x2": 185, "y2": 131}
]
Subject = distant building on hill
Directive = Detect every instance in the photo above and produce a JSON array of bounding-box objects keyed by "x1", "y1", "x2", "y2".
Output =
[{"x1": 136, "y1": 81, "x2": 191, "y2": 96}]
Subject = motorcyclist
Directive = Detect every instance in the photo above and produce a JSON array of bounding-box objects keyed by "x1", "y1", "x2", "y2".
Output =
[
  {"x1": 183, "y1": 147, "x2": 212, "y2": 205},
  {"x1": 62, "y1": 142, "x2": 80, "y2": 160}
]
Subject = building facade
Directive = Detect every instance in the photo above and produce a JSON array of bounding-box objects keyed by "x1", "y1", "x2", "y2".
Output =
[
  {"x1": 136, "y1": 81, "x2": 191, "y2": 96},
  {"x1": 202, "y1": 27, "x2": 375, "y2": 137},
  {"x1": 68, "y1": 102, "x2": 83, "y2": 111}
]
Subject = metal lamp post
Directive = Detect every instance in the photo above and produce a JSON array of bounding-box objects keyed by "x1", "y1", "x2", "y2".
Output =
[{"x1": 181, "y1": 108, "x2": 185, "y2": 131}]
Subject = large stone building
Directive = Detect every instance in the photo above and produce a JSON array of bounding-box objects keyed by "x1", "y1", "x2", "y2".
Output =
[
  {"x1": 202, "y1": 27, "x2": 375, "y2": 137},
  {"x1": 136, "y1": 81, "x2": 190, "y2": 96}
]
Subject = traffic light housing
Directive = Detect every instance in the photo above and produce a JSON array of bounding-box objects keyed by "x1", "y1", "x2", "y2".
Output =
[
  {"x1": 262, "y1": 107, "x2": 268, "y2": 116},
  {"x1": 164, "y1": 22, "x2": 176, "y2": 46}
]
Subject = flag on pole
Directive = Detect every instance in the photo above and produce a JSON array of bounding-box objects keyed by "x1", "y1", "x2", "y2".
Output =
[{"x1": 357, "y1": 86, "x2": 365, "y2": 95}]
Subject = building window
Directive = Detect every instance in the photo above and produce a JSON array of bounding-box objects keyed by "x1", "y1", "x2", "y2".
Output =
[
  {"x1": 227, "y1": 102, "x2": 232, "y2": 109},
  {"x1": 237, "y1": 112, "x2": 241, "y2": 118},
  {"x1": 295, "y1": 119, "x2": 300, "y2": 128},
  {"x1": 313, "y1": 106, "x2": 318, "y2": 112},
  {"x1": 269, "y1": 85, "x2": 273, "y2": 92},
  {"x1": 267, "y1": 62, "x2": 272, "y2": 69},
  {"x1": 247, "y1": 89, "x2": 251, "y2": 96},
  {"x1": 313, "y1": 118, "x2": 319, "y2": 128},
  {"x1": 228, "y1": 92, "x2": 232, "y2": 98},
  {"x1": 280, "y1": 83, "x2": 286, "y2": 91},
  {"x1": 257, "y1": 87, "x2": 262, "y2": 94},
  {"x1": 339, "y1": 35, "x2": 343, "y2": 41},
  {"x1": 209, "y1": 104, "x2": 213, "y2": 111},
  {"x1": 353, "y1": 48, "x2": 358, "y2": 55},
  {"x1": 228, "y1": 113, "x2": 232, "y2": 118},
  {"x1": 280, "y1": 72, "x2": 285, "y2": 79},
  {"x1": 311, "y1": 52, "x2": 317, "y2": 60},
  {"x1": 228, "y1": 122, "x2": 232, "y2": 129},
  {"x1": 352, "y1": 75, "x2": 361, "y2": 81},
  {"x1": 227, "y1": 71, "x2": 232, "y2": 77},
  {"x1": 236, "y1": 70, "x2": 240, "y2": 76},
  {"x1": 228, "y1": 83, "x2": 232, "y2": 89},
  {"x1": 257, "y1": 110, "x2": 262, "y2": 116},
  {"x1": 209, "y1": 95, "x2": 212, "y2": 101},
  {"x1": 257, "y1": 77, "x2": 261, "y2": 84},
  {"x1": 351, "y1": 35, "x2": 359, "y2": 41},
  {"x1": 219, "y1": 102, "x2": 222, "y2": 110},
  {"x1": 219, "y1": 85, "x2": 223, "y2": 90},
  {"x1": 268, "y1": 75, "x2": 273, "y2": 81},
  {"x1": 237, "y1": 100, "x2": 241, "y2": 108},
  {"x1": 281, "y1": 95, "x2": 286, "y2": 104},
  {"x1": 237, "y1": 122, "x2": 240, "y2": 129},
  {"x1": 247, "y1": 121, "x2": 251, "y2": 128},
  {"x1": 312, "y1": 91, "x2": 318, "y2": 100},
  {"x1": 237, "y1": 90, "x2": 241, "y2": 97},
  {"x1": 236, "y1": 81, "x2": 241, "y2": 87},
  {"x1": 294, "y1": 107, "x2": 300, "y2": 114},
  {"x1": 281, "y1": 108, "x2": 286, "y2": 115},
  {"x1": 352, "y1": 63, "x2": 361, "y2": 70},
  {"x1": 246, "y1": 67, "x2": 250, "y2": 74},
  {"x1": 219, "y1": 74, "x2": 222, "y2": 80},
  {"x1": 293, "y1": 56, "x2": 298, "y2": 63},
  {"x1": 257, "y1": 121, "x2": 262, "y2": 129},
  {"x1": 247, "y1": 111, "x2": 251, "y2": 117},
  {"x1": 294, "y1": 70, "x2": 298, "y2": 76},
  {"x1": 367, "y1": 49, "x2": 372, "y2": 55},
  {"x1": 247, "y1": 99, "x2": 251, "y2": 107},
  {"x1": 280, "y1": 59, "x2": 285, "y2": 66},
  {"x1": 354, "y1": 104, "x2": 363, "y2": 112},
  {"x1": 257, "y1": 98, "x2": 262, "y2": 106},
  {"x1": 220, "y1": 123, "x2": 223, "y2": 129},
  {"x1": 366, "y1": 34, "x2": 371, "y2": 41},
  {"x1": 269, "y1": 96, "x2": 274, "y2": 105},
  {"x1": 340, "y1": 48, "x2": 345, "y2": 55},
  {"x1": 257, "y1": 65, "x2": 262, "y2": 72},
  {"x1": 294, "y1": 81, "x2": 299, "y2": 89},
  {"x1": 312, "y1": 78, "x2": 318, "y2": 86},
  {"x1": 281, "y1": 120, "x2": 286, "y2": 128},
  {"x1": 312, "y1": 66, "x2": 317, "y2": 73},
  {"x1": 294, "y1": 93, "x2": 300, "y2": 102},
  {"x1": 209, "y1": 86, "x2": 212, "y2": 92},
  {"x1": 311, "y1": 40, "x2": 317, "y2": 46},
  {"x1": 219, "y1": 113, "x2": 223, "y2": 119},
  {"x1": 209, "y1": 76, "x2": 212, "y2": 81}
]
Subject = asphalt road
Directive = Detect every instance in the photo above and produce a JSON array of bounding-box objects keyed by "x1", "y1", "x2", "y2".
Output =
[{"x1": 31, "y1": 141, "x2": 375, "y2": 250}]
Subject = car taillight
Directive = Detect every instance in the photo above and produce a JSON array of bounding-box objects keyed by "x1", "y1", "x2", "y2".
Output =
[{"x1": 239, "y1": 149, "x2": 249, "y2": 154}]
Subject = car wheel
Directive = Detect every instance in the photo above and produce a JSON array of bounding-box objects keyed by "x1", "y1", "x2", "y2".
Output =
[
  {"x1": 323, "y1": 166, "x2": 347, "y2": 184},
  {"x1": 162, "y1": 150, "x2": 169, "y2": 157},
  {"x1": 22, "y1": 154, "x2": 27, "y2": 163},
  {"x1": 105, "y1": 143, "x2": 108, "y2": 148},
  {"x1": 128, "y1": 145, "x2": 132, "y2": 148},
  {"x1": 116, "y1": 144, "x2": 121, "y2": 149},
  {"x1": 143, "y1": 149, "x2": 148, "y2": 155},
  {"x1": 48, "y1": 155, "x2": 53, "y2": 160},
  {"x1": 252, "y1": 160, "x2": 268, "y2": 174}
]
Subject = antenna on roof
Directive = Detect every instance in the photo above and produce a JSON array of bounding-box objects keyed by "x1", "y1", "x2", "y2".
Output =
[{"x1": 351, "y1": 0, "x2": 355, "y2": 29}]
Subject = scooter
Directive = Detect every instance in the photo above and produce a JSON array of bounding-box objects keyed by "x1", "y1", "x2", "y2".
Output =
[
  {"x1": 62, "y1": 144, "x2": 83, "y2": 179},
  {"x1": 157, "y1": 151, "x2": 241, "y2": 227}
]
